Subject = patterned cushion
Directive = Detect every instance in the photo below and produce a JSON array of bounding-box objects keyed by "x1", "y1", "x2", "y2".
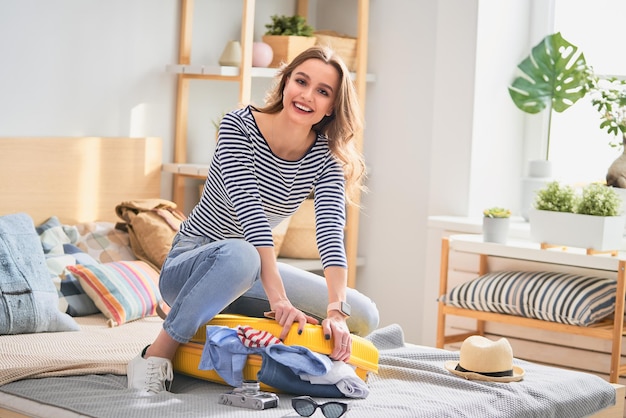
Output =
[
  {"x1": 36, "y1": 216, "x2": 77, "y2": 255},
  {"x1": 67, "y1": 261, "x2": 161, "y2": 327},
  {"x1": 36, "y1": 217, "x2": 100, "y2": 316},
  {"x1": 74, "y1": 222, "x2": 137, "y2": 263},
  {"x1": 0, "y1": 213, "x2": 79, "y2": 334},
  {"x1": 442, "y1": 271, "x2": 616, "y2": 326}
]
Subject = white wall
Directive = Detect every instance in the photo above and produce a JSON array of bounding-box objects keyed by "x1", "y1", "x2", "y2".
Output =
[
  {"x1": 0, "y1": 0, "x2": 532, "y2": 344},
  {"x1": 0, "y1": 0, "x2": 179, "y2": 198}
]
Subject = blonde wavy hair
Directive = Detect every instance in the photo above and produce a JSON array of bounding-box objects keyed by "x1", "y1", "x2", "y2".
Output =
[{"x1": 256, "y1": 46, "x2": 366, "y2": 203}]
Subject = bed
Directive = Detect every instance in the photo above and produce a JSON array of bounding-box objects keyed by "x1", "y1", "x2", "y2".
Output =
[{"x1": 0, "y1": 137, "x2": 623, "y2": 418}]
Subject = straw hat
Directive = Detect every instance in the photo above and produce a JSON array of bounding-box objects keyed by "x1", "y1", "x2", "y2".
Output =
[{"x1": 444, "y1": 335, "x2": 524, "y2": 382}]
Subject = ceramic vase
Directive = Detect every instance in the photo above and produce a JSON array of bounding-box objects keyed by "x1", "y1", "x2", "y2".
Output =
[
  {"x1": 219, "y1": 40, "x2": 241, "y2": 67},
  {"x1": 252, "y1": 42, "x2": 273, "y2": 67},
  {"x1": 606, "y1": 145, "x2": 626, "y2": 189},
  {"x1": 482, "y1": 217, "x2": 510, "y2": 244}
]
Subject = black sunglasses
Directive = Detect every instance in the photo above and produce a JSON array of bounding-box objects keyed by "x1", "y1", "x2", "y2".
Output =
[{"x1": 291, "y1": 396, "x2": 349, "y2": 418}]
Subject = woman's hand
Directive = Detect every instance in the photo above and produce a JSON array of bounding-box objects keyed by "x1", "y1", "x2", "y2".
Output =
[
  {"x1": 269, "y1": 299, "x2": 319, "y2": 341},
  {"x1": 323, "y1": 311, "x2": 352, "y2": 362},
  {"x1": 257, "y1": 247, "x2": 318, "y2": 340}
]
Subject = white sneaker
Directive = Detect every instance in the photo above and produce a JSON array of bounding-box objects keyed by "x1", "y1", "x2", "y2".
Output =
[{"x1": 127, "y1": 349, "x2": 174, "y2": 394}]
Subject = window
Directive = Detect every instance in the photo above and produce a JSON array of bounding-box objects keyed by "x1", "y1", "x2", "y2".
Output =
[{"x1": 549, "y1": 0, "x2": 626, "y2": 185}]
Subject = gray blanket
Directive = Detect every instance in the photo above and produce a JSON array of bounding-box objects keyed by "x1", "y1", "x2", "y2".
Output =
[{"x1": 0, "y1": 324, "x2": 616, "y2": 418}]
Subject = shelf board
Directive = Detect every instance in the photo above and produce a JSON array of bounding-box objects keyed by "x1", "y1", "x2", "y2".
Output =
[
  {"x1": 278, "y1": 257, "x2": 365, "y2": 272},
  {"x1": 162, "y1": 162, "x2": 209, "y2": 178},
  {"x1": 166, "y1": 64, "x2": 376, "y2": 82},
  {"x1": 449, "y1": 234, "x2": 625, "y2": 272}
]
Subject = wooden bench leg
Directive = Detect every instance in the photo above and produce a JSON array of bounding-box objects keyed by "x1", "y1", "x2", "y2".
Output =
[
  {"x1": 610, "y1": 260, "x2": 626, "y2": 383},
  {"x1": 436, "y1": 238, "x2": 450, "y2": 348}
]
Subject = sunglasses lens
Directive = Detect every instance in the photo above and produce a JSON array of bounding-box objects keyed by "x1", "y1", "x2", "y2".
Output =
[
  {"x1": 321, "y1": 403, "x2": 347, "y2": 418},
  {"x1": 292, "y1": 399, "x2": 316, "y2": 417}
]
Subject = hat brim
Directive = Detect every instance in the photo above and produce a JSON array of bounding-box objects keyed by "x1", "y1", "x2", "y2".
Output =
[{"x1": 444, "y1": 361, "x2": 525, "y2": 383}]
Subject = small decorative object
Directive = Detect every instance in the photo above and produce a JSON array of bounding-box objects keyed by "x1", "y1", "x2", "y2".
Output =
[
  {"x1": 262, "y1": 15, "x2": 316, "y2": 68},
  {"x1": 590, "y1": 77, "x2": 626, "y2": 188},
  {"x1": 482, "y1": 207, "x2": 511, "y2": 244},
  {"x1": 529, "y1": 181, "x2": 625, "y2": 253},
  {"x1": 252, "y1": 42, "x2": 273, "y2": 68},
  {"x1": 219, "y1": 40, "x2": 241, "y2": 67}
]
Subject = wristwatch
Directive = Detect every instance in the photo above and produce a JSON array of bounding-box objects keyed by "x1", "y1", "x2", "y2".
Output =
[{"x1": 327, "y1": 301, "x2": 351, "y2": 318}]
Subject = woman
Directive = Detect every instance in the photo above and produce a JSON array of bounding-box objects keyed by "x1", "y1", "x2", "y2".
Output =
[{"x1": 128, "y1": 46, "x2": 379, "y2": 394}]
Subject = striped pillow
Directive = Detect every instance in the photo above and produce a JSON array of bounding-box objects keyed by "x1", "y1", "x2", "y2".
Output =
[
  {"x1": 67, "y1": 261, "x2": 161, "y2": 327},
  {"x1": 442, "y1": 271, "x2": 616, "y2": 326}
]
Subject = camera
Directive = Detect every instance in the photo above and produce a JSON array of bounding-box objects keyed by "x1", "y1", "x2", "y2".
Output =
[{"x1": 218, "y1": 380, "x2": 279, "y2": 410}]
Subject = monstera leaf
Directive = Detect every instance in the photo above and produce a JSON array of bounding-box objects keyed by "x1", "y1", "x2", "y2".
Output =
[{"x1": 509, "y1": 32, "x2": 593, "y2": 114}]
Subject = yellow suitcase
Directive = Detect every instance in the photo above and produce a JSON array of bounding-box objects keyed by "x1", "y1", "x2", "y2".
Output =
[{"x1": 172, "y1": 314, "x2": 379, "y2": 392}]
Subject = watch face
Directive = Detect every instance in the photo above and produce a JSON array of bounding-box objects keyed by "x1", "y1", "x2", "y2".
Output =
[{"x1": 328, "y1": 301, "x2": 351, "y2": 317}]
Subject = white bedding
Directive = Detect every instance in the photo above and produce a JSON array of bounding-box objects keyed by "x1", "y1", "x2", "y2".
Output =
[{"x1": 0, "y1": 318, "x2": 617, "y2": 418}]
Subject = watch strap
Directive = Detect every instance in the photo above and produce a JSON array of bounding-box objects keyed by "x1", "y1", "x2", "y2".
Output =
[{"x1": 327, "y1": 301, "x2": 351, "y2": 317}]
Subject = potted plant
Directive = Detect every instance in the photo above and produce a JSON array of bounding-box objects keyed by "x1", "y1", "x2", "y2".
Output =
[
  {"x1": 262, "y1": 14, "x2": 316, "y2": 68},
  {"x1": 482, "y1": 207, "x2": 511, "y2": 244},
  {"x1": 533, "y1": 181, "x2": 577, "y2": 213},
  {"x1": 590, "y1": 76, "x2": 626, "y2": 188},
  {"x1": 529, "y1": 181, "x2": 625, "y2": 252},
  {"x1": 509, "y1": 32, "x2": 594, "y2": 219},
  {"x1": 509, "y1": 32, "x2": 594, "y2": 156}
]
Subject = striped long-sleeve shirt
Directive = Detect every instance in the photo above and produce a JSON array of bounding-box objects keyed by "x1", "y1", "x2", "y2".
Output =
[{"x1": 179, "y1": 106, "x2": 347, "y2": 269}]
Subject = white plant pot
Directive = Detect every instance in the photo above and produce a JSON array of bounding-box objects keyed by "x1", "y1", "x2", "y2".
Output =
[
  {"x1": 482, "y1": 217, "x2": 510, "y2": 244},
  {"x1": 528, "y1": 209, "x2": 626, "y2": 252}
]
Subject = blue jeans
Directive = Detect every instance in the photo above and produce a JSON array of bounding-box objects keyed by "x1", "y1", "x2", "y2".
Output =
[{"x1": 159, "y1": 234, "x2": 379, "y2": 343}]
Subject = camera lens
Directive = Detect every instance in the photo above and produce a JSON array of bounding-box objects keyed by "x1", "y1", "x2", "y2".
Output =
[{"x1": 241, "y1": 380, "x2": 260, "y2": 394}]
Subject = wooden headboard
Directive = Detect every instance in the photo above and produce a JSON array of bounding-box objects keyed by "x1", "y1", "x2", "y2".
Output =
[{"x1": 0, "y1": 137, "x2": 162, "y2": 225}]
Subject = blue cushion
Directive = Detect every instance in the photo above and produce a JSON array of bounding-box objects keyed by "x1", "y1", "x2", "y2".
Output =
[
  {"x1": 442, "y1": 271, "x2": 616, "y2": 326},
  {"x1": 0, "y1": 213, "x2": 79, "y2": 334}
]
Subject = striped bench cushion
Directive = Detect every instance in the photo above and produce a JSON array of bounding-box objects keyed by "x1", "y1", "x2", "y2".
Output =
[{"x1": 442, "y1": 271, "x2": 616, "y2": 326}]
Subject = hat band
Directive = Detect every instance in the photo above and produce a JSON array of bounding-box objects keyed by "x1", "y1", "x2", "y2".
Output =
[{"x1": 455, "y1": 364, "x2": 513, "y2": 377}]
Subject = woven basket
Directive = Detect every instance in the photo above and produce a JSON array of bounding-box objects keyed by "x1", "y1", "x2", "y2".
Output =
[
  {"x1": 314, "y1": 30, "x2": 357, "y2": 71},
  {"x1": 279, "y1": 199, "x2": 318, "y2": 259},
  {"x1": 271, "y1": 216, "x2": 291, "y2": 257},
  {"x1": 262, "y1": 35, "x2": 317, "y2": 68},
  {"x1": 200, "y1": 183, "x2": 291, "y2": 257}
]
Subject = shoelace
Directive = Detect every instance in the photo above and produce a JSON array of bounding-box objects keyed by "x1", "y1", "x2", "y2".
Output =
[{"x1": 144, "y1": 360, "x2": 173, "y2": 393}]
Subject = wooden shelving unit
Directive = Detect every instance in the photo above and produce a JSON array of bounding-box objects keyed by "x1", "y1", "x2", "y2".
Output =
[
  {"x1": 167, "y1": 0, "x2": 371, "y2": 287},
  {"x1": 437, "y1": 234, "x2": 626, "y2": 383}
]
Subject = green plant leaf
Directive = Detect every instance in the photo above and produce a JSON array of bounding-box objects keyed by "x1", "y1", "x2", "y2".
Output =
[
  {"x1": 534, "y1": 181, "x2": 576, "y2": 212},
  {"x1": 508, "y1": 32, "x2": 592, "y2": 114},
  {"x1": 576, "y1": 183, "x2": 621, "y2": 216},
  {"x1": 264, "y1": 14, "x2": 314, "y2": 37}
]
